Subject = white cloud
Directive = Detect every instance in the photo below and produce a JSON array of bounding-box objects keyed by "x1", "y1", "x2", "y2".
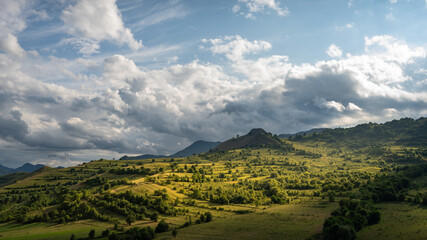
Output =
[
  {"x1": 0, "y1": 33, "x2": 25, "y2": 57},
  {"x1": 335, "y1": 23, "x2": 354, "y2": 31},
  {"x1": 61, "y1": 0, "x2": 142, "y2": 53},
  {"x1": 0, "y1": 1, "x2": 28, "y2": 58},
  {"x1": 233, "y1": 0, "x2": 289, "y2": 18},
  {"x1": 390, "y1": 0, "x2": 397, "y2": 3},
  {"x1": 364, "y1": 35, "x2": 426, "y2": 64},
  {"x1": 132, "y1": 1, "x2": 190, "y2": 30},
  {"x1": 314, "y1": 98, "x2": 346, "y2": 112},
  {"x1": 204, "y1": 35, "x2": 272, "y2": 61},
  {"x1": 0, "y1": 0, "x2": 27, "y2": 34},
  {"x1": 327, "y1": 44, "x2": 343, "y2": 58},
  {"x1": 347, "y1": 102, "x2": 362, "y2": 111}
]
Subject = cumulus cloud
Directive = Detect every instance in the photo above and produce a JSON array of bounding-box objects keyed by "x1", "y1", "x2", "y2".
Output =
[
  {"x1": 61, "y1": 0, "x2": 142, "y2": 53},
  {"x1": 233, "y1": 0, "x2": 289, "y2": 18},
  {"x1": 203, "y1": 35, "x2": 272, "y2": 61},
  {"x1": 0, "y1": 34, "x2": 426, "y2": 167},
  {"x1": 327, "y1": 44, "x2": 343, "y2": 58},
  {"x1": 0, "y1": 1, "x2": 27, "y2": 57},
  {"x1": 0, "y1": 33, "x2": 25, "y2": 57}
]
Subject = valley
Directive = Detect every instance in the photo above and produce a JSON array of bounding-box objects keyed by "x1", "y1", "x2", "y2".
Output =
[{"x1": 0, "y1": 118, "x2": 425, "y2": 240}]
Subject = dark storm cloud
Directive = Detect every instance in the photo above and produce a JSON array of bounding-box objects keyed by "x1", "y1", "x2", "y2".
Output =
[{"x1": 0, "y1": 110, "x2": 29, "y2": 142}]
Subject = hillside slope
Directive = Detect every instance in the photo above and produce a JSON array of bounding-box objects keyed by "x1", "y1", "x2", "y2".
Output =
[{"x1": 293, "y1": 117, "x2": 427, "y2": 148}]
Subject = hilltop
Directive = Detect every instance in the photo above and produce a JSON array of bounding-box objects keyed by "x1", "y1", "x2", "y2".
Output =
[{"x1": 214, "y1": 128, "x2": 284, "y2": 151}]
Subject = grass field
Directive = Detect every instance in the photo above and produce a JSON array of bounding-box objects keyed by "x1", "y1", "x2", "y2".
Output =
[
  {"x1": 156, "y1": 200, "x2": 338, "y2": 240},
  {"x1": 357, "y1": 203, "x2": 427, "y2": 240},
  {"x1": 0, "y1": 220, "x2": 111, "y2": 240}
]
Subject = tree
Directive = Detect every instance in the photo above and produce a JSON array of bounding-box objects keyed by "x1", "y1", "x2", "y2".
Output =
[
  {"x1": 150, "y1": 212, "x2": 159, "y2": 222},
  {"x1": 102, "y1": 229, "x2": 110, "y2": 237},
  {"x1": 89, "y1": 229, "x2": 95, "y2": 239},
  {"x1": 126, "y1": 215, "x2": 135, "y2": 226},
  {"x1": 155, "y1": 219, "x2": 169, "y2": 233},
  {"x1": 205, "y1": 212, "x2": 213, "y2": 222},
  {"x1": 328, "y1": 191, "x2": 335, "y2": 202}
]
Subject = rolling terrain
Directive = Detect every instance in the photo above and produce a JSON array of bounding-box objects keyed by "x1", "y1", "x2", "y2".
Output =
[{"x1": 0, "y1": 118, "x2": 425, "y2": 240}]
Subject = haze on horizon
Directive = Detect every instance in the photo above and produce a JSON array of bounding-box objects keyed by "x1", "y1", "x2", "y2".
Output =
[{"x1": 0, "y1": 0, "x2": 427, "y2": 168}]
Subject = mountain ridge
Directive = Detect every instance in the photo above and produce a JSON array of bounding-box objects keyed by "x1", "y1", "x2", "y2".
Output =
[
  {"x1": 120, "y1": 140, "x2": 221, "y2": 160},
  {"x1": 0, "y1": 163, "x2": 45, "y2": 176}
]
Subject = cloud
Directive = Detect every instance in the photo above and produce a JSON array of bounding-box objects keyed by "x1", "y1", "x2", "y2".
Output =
[
  {"x1": 0, "y1": 33, "x2": 25, "y2": 57},
  {"x1": 61, "y1": 0, "x2": 142, "y2": 53},
  {"x1": 326, "y1": 44, "x2": 343, "y2": 58},
  {"x1": 0, "y1": 1, "x2": 28, "y2": 58},
  {"x1": 335, "y1": 23, "x2": 354, "y2": 31},
  {"x1": 314, "y1": 98, "x2": 346, "y2": 112},
  {"x1": 0, "y1": 0, "x2": 27, "y2": 34},
  {"x1": 233, "y1": 0, "x2": 289, "y2": 18},
  {"x1": 0, "y1": 34, "x2": 426, "y2": 168},
  {"x1": 60, "y1": 38, "x2": 100, "y2": 56},
  {"x1": 132, "y1": 1, "x2": 190, "y2": 30},
  {"x1": 203, "y1": 35, "x2": 272, "y2": 61}
]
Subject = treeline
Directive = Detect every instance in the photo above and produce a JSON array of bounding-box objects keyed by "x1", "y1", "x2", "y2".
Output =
[
  {"x1": 292, "y1": 117, "x2": 427, "y2": 148},
  {"x1": 109, "y1": 166, "x2": 152, "y2": 175},
  {"x1": 360, "y1": 164, "x2": 427, "y2": 203},
  {"x1": 322, "y1": 163, "x2": 427, "y2": 239}
]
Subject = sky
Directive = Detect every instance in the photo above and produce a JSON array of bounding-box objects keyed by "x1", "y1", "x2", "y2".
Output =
[{"x1": 1, "y1": 0, "x2": 427, "y2": 168}]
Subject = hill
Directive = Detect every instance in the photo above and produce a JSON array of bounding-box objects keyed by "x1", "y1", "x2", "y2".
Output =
[
  {"x1": 293, "y1": 117, "x2": 427, "y2": 148},
  {"x1": 120, "y1": 140, "x2": 220, "y2": 160},
  {"x1": 278, "y1": 128, "x2": 328, "y2": 138},
  {"x1": 214, "y1": 128, "x2": 283, "y2": 151},
  {"x1": 0, "y1": 118, "x2": 425, "y2": 240}
]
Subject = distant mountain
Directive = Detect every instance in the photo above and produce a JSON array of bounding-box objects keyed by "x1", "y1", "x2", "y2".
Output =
[
  {"x1": 214, "y1": 128, "x2": 283, "y2": 151},
  {"x1": 278, "y1": 128, "x2": 328, "y2": 138},
  {"x1": 14, "y1": 163, "x2": 45, "y2": 173},
  {"x1": 120, "y1": 140, "x2": 220, "y2": 160},
  {"x1": 170, "y1": 140, "x2": 221, "y2": 158},
  {"x1": 0, "y1": 163, "x2": 45, "y2": 176},
  {"x1": 0, "y1": 165, "x2": 14, "y2": 175}
]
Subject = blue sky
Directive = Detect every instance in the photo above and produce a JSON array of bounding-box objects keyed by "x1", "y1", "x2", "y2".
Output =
[{"x1": 1, "y1": 0, "x2": 427, "y2": 167}]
